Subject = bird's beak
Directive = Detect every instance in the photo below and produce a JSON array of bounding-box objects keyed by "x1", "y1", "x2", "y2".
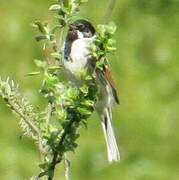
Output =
[{"x1": 69, "y1": 24, "x2": 77, "y2": 31}]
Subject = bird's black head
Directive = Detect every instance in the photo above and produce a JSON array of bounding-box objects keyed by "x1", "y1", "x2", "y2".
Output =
[{"x1": 68, "y1": 19, "x2": 95, "y2": 40}]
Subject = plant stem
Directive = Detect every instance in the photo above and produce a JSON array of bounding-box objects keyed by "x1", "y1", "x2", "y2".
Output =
[
  {"x1": 64, "y1": 154, "x2": 70, "y2": 180},
  {"x1": 47, "y1": 119, "x2": 76, "y2": 179},
  {"x1": 5, "y1": 98, "x2": 39, "y2": 136},
  {"x1": 103, "y1": 0, "x2": 116, "y2": 23}
]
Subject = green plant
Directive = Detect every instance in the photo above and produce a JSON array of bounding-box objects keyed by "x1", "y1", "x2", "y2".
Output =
[{"x1": 0, "y1": 0, "x2": 117, "y2": 179}]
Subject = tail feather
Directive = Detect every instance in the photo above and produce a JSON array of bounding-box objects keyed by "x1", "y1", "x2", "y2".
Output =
[{"x1": 101, "y1": 108, "x2": 120, "y2": 163}]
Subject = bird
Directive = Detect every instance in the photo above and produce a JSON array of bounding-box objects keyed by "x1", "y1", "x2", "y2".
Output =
[{"x1": 63, "y1": 19, "x2": 120, "y2": 163}]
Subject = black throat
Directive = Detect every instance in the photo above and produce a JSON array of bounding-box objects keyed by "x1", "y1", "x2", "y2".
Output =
[{"x1": 64, "y1": 32, "x2": 77, "y2": 61}]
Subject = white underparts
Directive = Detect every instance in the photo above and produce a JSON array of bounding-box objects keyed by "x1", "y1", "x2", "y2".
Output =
[
  {"x1": 77, "y1": 30, "x2": 84, "y2": 39},
  {"x1": 64, "y1": 37, "x2": 93, "y2": 74}
]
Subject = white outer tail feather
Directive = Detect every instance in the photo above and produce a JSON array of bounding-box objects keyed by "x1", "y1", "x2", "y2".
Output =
[{"x1": 101, "y1": 108, "x2": 120, "y2": 163}]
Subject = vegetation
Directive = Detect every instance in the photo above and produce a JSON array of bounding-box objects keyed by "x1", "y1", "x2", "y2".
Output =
[
  {"x1": 0, "y1": 0, "x2": 117, "y2": 179},
  {"x1": 0, "y1": 0, "x2": 178, "y2": 180}
]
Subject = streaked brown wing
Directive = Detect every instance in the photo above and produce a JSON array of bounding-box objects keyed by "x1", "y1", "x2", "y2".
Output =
[{"x1": 103, "y1": 65, "x2": 120, "y2": 104}]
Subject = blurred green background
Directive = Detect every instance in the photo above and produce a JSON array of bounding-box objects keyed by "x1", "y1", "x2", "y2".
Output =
[{"x1": 0, "y1": 0, "x2": 179, "y2": 179}]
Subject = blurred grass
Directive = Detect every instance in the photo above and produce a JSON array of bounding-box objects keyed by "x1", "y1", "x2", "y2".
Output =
[{"x1": 0, "y1": 0, "x2": 179, "y2": 179}]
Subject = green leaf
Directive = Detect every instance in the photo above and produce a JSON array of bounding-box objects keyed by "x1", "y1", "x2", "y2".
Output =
[
  {"x1": 56, "y1": 109, "x2": 67, "y2": 120},
  {"x1": 84, "y1": 75, "x2": 93, "y2": 81},
  {"x1": 91, "y1": 22, "x2": 117, "y2": 61},
  {"x1": 34, "y1": 21, "x2": 48, "y2": 34},
  {"x1": 81, "y1": 100, "x2": 94, "y2": 107},
  {"x1": 34, "y1": 59, "x2": 47, "y2": 69},
  {"x1": 51, "y1": 52, "x2": 61, "y2": 59},
  {"x1": 76, "y1": 69, "x2": 89, "y2": 80},
  {"x1": 96, "y1": 61, "x2": 104, "y2": 71},
  {"x1": 77, "y1": 107, "x2": 92, "y2": 116},
  {"x1": 55, "y1": 15, "x2": 65, "y2": 21},
  {"x1": 25, "y1": 72, "x2": 41, "y2": 76},
  {"x1": 49, "y1": 4, "x2": 61, "y2": 11},
  {"x1": 45, "y1": 74, "x2": 58, "y2": 87},
  {"x1": 65, "y1": 144, "x2": 76, "y2": 152},
  {"x1": 35, "y1": 35, "x2": 47, "y2": 42},
  {"x1": 39, "y1": 162, "x2": 49, "y2": 171},
  {"x1": 48, "y1": 66, "x2": 61, "y2": 71},
  {"x1": 80, "y1": 85, "x2": 88, "y2": 95},
  {"x1": 67, "y1": 87, "x2": 79, "y2": 100},
  {"x1": 107, "y1": 22, "x2": 117, "y2": 34}
]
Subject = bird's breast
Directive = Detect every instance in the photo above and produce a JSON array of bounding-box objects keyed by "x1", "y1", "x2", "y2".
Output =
[{"x1": 64, "y1": 38, "x2": 92, "y2": 74}]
